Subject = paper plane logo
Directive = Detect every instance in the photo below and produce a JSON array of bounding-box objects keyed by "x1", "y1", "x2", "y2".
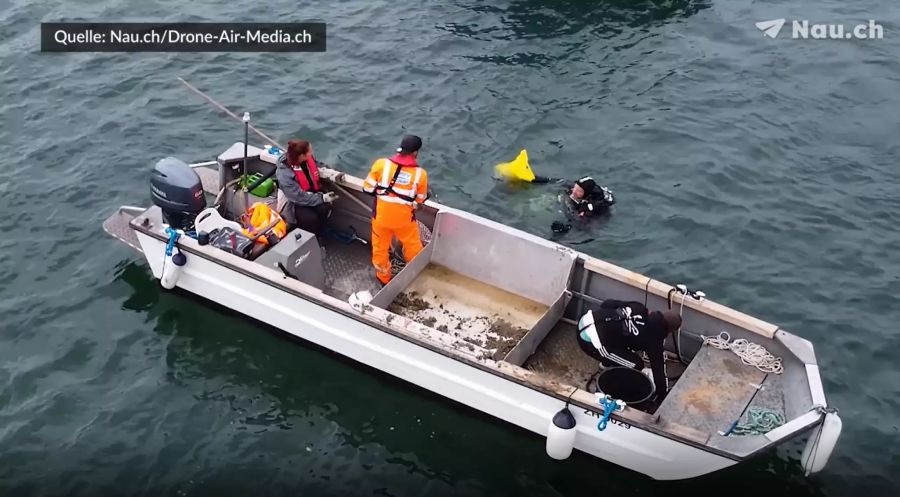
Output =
[{"x1": 756, "y1": 18, "x2": 786, "y2": 38}]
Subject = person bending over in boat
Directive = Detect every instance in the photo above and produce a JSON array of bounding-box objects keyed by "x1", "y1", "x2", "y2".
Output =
[
  {"x1": 551, "y1": 177, "x2": 615, "y2": 234},
  {"x1": 363, "y1": 135, "x2": 429, "y2": 285},
  {"x1": 576, "y1": 299, "x2": 681, "y2": 404},
  {"x1": 275, "y1": 139, "x2": 337, "y2": 237}
]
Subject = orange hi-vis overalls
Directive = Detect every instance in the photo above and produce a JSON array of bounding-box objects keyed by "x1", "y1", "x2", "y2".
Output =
[{"x1": 363, "y1": 153, "x2": 428, "y2": 284}]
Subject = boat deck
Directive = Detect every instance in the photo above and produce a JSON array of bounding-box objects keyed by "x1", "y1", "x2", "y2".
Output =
[
  {"x1": 102, "y1": 208, "x2": 143, "y2": 253},
  {"x1": 655, "y1": 344, "x2": 785, "y2": 442},
  {"x1": 321, "y1": 238, "x2": 382, "y2": 301}
]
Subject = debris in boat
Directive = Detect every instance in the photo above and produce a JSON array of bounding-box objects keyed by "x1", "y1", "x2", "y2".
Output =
[
  {"x1": 385, "y1": 267, "x2": 543, "y2": 358},
  {"x1": 523, "y1": 321, "x2": 600, "y2": 387},
  {"x1": 389, "y1": 291, "x2": 431, "y2": 313},
  {"x1": 484, "y1": 319, "x2": 528, "y2": 360},
  {"x1": 489, "y1": 348, "x2": 506, "y2": 361},
  {"x1": 489, "y1": 318, "x2": 528, "y2": 340},
  {"x1": 528, "y1": 352, "x2": 577, "y2": 381},
  {"x1": 389, "y1": 292, "x2": 530, "y2": 360}
]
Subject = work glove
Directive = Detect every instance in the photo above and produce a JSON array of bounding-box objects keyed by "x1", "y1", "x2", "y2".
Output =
[{"x1": 322, "y1": 192, "x2": 338, "y2": 203}]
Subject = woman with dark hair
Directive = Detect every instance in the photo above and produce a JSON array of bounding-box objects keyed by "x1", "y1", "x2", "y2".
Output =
[{"x1": 275, "y1": 139, "x2": 337, "y2": 237}]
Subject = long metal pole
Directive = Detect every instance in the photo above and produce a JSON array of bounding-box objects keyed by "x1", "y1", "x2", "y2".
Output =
[
  {"x1": 177, "y1": 77, "x2": 374, "y2": 214},
  {"x1": 242, "y1": 112, "x2": 250, "y2": 213},
  {"x1": 243, "y1": 112, "x2": 250, "y2": 173},
  {"x1": 177, "y1": 77, "x2": 280, "y2": 148}
]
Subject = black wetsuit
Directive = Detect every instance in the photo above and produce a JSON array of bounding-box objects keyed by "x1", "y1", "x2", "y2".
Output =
[
  {"x1": 576, "y1": 299, "x2": 669, "y2": 402},
  {"x1": 559, "y1": 183, "x2": 615, "y2": 221}
]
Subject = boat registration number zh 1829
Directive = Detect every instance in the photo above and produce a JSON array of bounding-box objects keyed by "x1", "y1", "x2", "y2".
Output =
[{"x1": 583, "y1": 409, "x2": 632, "y2": 429}]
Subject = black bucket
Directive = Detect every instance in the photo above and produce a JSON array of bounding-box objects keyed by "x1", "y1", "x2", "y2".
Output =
[{"x1": 595, "y1": 367, "x2": 655, "y2": 409}]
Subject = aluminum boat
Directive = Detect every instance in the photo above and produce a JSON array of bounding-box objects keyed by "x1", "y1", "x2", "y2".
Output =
[{"x1": 103, "y1": 140, "x2": 841, "y2": 480}]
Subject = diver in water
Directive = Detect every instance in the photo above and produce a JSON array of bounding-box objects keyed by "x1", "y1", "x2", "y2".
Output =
[
  {"x1": 491, "y1": 150, "x2": 614, "y2": 234},
  {"x1": 551, "y1": 176, "x2": 615, "y2": 234}
]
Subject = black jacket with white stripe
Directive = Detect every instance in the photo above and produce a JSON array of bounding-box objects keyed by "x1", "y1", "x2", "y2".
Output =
[{"x1": 595, "y1": 299, "x2": 669, "y2": 401}]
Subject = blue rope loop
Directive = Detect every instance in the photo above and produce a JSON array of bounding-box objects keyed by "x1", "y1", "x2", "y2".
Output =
[
  {"x1": 729, "y1": 407, "x2": 786, "y2": 436},
  {"x1": 596, "y1": 396, "x2": 620, "y2": 432},
  {"x1": 164, "y1": 227, "x2": 180, "y2": 256}
]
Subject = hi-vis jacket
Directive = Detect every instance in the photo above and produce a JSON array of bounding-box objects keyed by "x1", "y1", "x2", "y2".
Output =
[{"x1": 362, "y1": 153, "x2": 428, "y2": 214}]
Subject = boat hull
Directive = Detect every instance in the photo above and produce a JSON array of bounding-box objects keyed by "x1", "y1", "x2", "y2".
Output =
[{"x1": 134, "y1": 229, "x2": 735, "y2": 480}]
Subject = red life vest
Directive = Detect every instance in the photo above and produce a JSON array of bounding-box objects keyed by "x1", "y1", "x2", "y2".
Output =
[{"x1": 288, "y1": 155, "x2": 321, "y2": 192}]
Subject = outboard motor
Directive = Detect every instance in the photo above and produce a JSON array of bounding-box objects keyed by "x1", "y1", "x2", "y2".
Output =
[{"x1": 150, "y1": 157, "x2": 206, "y2": 230}]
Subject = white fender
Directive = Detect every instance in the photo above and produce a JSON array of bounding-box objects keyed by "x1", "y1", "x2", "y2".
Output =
[
  {"x1": 801, "y1": 411, "x2": 842, "y2": 475},
  {"x1": 160, "y1": 252, "x2": 187, "y2": 290},
  {"x1": 546, "y1": 407, "x2": 577, "y2": 460}
]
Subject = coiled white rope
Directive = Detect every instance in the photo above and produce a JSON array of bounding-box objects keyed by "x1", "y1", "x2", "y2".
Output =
[{"x1": 702, "y1": 332, "x2": 784, "y2": 374}]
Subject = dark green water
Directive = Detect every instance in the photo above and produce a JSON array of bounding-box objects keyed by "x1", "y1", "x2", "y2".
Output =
[{"x1": 2, "y1": 1, "x2": 899, "y2": 495}]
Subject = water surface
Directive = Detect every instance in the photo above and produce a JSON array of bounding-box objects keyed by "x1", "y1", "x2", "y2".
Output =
[{"x1": 2, "y1": 0, "x2": 899, "y2": 495}]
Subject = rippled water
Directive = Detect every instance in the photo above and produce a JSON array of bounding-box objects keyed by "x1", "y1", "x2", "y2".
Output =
[{"x1": 2, "y1": 0, "x2": 900, "y2": 495}]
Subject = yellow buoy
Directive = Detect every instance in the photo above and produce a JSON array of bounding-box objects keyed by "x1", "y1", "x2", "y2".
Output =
[{"x1": 494, "y1": 149, "x2": 536, "y2": 182}]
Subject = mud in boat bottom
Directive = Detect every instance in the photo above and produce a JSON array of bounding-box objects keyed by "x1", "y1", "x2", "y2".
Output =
[
  {"x1": 524, "y1": 321, "x2": 600, "y2": 388},
  {"x1": 388, "y1": 264, "x2": 547, "y2": 360}
]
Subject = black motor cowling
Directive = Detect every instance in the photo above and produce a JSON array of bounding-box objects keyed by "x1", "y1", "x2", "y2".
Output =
[{"x1": 150, "y1": 157, "x2": 206, "y2": 230}]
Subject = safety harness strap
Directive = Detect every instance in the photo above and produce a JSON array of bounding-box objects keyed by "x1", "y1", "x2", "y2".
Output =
[{"x1": 373, "y1": 158, "x2": 417, "y2": 203}]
